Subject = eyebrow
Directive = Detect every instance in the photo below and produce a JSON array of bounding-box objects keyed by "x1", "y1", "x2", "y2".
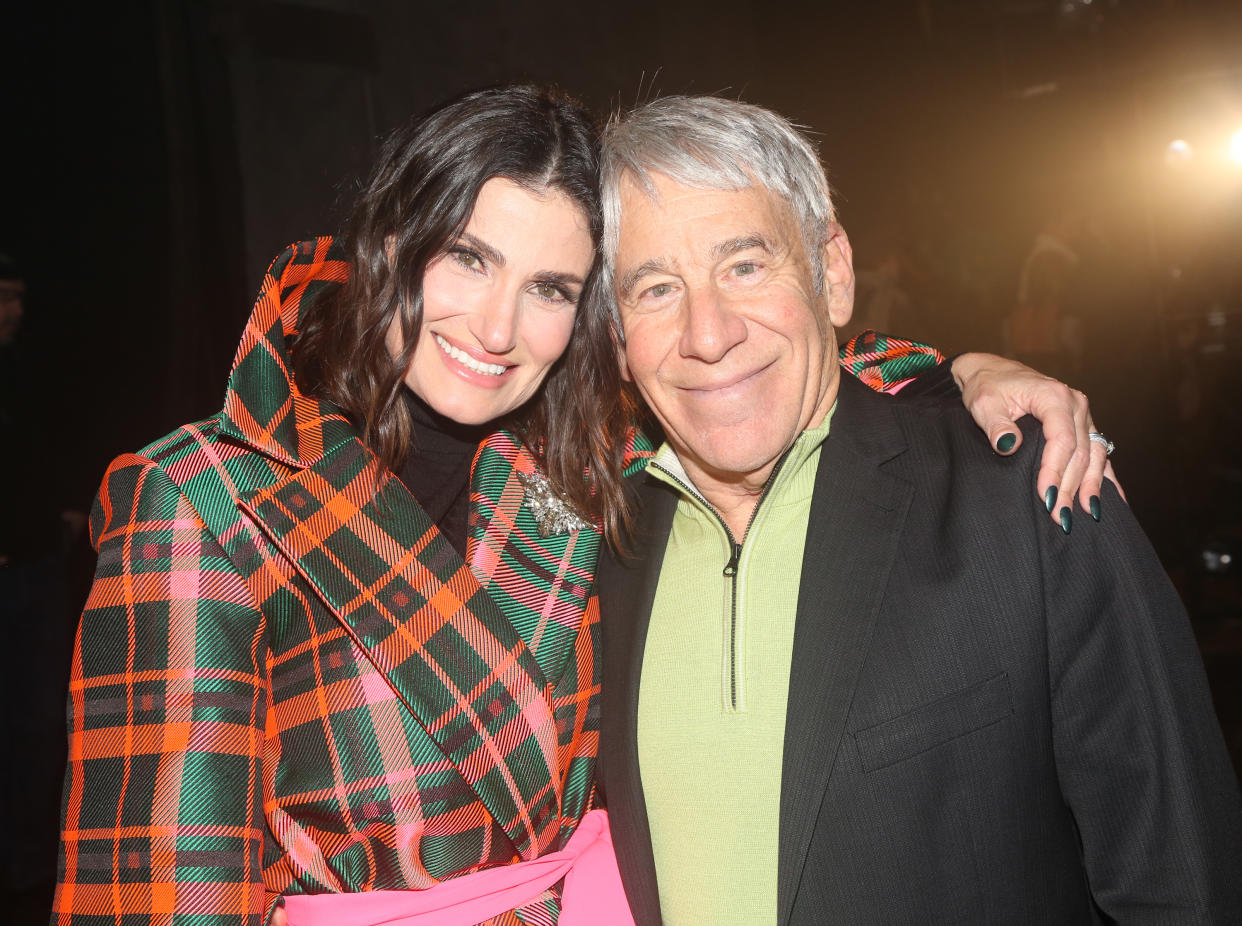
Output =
[
  {"x1": 617, "y1": 234, "x2": 774, "y2": 297},
  {"x1": 711, "y1": 234, "x2": 772, "y2": 260},
  {"x1": 534, "y1": 270, "x2": 586, "y2": 290},
  {"x1": 618, "y1": 258, "x2": 672, "y2": 298},
  {"x1": 456, "y1": 232, "x2": 585, "y2": 288},
  {"x1": 456, "y1": 231, "x2": 505, "y2": 268}
]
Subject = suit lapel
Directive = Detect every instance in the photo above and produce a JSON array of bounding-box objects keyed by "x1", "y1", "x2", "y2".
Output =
[
  {"x1": 777, "y1": 377, "x2": 913, "y2": 926},
  {"x1": 240, "y1": 435, "x2": 563, "y2": 861},
  {"x1": 599, "y1": 473, "x2": 679, "y2": 926}
]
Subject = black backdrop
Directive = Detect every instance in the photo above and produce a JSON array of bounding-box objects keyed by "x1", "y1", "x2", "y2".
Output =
[{"x1": 4, "y1": 1, "x2": 1242, "y2": 922}]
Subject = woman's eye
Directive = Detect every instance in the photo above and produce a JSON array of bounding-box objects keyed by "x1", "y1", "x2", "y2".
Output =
[
  {"x1": 645, "y1": 282, "x2": 673, "y2": 299},
  {"x1": 534, "y1": 282, "x2": 571, "y2": 303},
  {"x1": 451, "y1": 249, "x2": 483, "y2": 270}
]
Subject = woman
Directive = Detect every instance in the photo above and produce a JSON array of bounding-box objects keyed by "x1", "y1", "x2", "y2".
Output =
[{"x1": 53, "y1": 86, "x2": 1109, "y2": 926}]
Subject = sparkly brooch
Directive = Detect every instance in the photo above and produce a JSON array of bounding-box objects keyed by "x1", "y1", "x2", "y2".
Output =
[{"x1": 517, "y1": 470, "x2": 592, "y2": 537}]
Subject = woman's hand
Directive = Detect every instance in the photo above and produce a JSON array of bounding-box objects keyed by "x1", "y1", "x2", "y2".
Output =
[{"x1": 951, "y1": 352, "x2": 1122, "y2": 533}]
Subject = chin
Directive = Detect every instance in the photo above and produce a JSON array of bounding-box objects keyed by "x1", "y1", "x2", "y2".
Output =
[{"x1": 440, "y1": 404, "x2": 504, "y2": 427}]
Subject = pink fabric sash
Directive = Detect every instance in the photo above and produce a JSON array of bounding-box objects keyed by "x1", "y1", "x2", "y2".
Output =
[{"x1": 281, "y1": 809, "x2": 634, "y2": 926}]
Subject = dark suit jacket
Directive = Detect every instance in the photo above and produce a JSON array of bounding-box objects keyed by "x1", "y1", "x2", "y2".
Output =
[{"x1": 599, "y1": 374, "x2": 1242, "y2": 925}]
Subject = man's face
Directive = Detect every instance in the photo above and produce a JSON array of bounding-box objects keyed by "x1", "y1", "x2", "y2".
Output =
[
  {"x1": 0, "y1": 279, "x2": 24, "y2": 347},
  {"x1": 614, "y1": 172, "x2": 854, "y2": 487}
]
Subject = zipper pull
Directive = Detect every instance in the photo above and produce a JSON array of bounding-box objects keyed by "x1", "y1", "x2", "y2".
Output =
[{"x1": 723, "y1": 542, "x2": 742, "y2": 577}]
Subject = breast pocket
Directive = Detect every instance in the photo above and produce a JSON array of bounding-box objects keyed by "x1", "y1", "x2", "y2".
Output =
[{"x1": 853, "y1": 672, "x2": 1013, "y2": 772}]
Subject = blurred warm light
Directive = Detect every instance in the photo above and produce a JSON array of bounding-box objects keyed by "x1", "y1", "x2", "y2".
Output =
[
  {"x1": 1229, "y1": 129, "x2": 1242, "y2": 166},
  {"x1": 1165, "y1": 139, "x2": 1194, "y2": 168}
]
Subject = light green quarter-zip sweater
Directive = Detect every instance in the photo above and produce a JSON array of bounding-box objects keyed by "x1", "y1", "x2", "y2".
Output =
[{"x1": 637, "y1": 410, "x2": 833, "y2": 926}]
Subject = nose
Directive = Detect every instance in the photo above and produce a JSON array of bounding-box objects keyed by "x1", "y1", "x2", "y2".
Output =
[
  {"x1": 678, "y1": 284, "x2": 746, "y2": 363},
  {"x1": 469, "y1": 292, "x2": 519, "y2": 354}
]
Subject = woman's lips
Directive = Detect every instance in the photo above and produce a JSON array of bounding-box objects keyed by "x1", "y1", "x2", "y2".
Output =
[{"x1": 432, "y1": 333, "x2": 514, "y2": 384}]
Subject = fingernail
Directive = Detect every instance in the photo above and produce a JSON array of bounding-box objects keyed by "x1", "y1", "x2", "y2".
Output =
[
  {"x1": 996, "y1": 432, "x2": 1016, "y2": 453},
  {"x1": 1045, "y1": 485, "x2": 1058, "y2": 513},
  {"x1": 1089, "y1": 495, "x2": 1101, "y2": 522},
  {"x1": 1059, "y1": 507, "x2": 1072, "y2": 535}
]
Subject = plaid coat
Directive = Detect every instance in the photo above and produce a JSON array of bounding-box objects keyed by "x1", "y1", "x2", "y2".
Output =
[{"x1": 54, "y1": 238, "x2": 941, "y2": 926}]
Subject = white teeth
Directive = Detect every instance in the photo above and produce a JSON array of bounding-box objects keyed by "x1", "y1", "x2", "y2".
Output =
[{"x1": 433, "y1": 334, "x2": 507, "y2": 376}]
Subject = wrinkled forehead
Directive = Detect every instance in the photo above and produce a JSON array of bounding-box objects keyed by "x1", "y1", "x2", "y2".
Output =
[
  {"x1": 604, "y1": 158, "x2": 805, "y2": 265},
  {"x1": 614, "y1": 171, "x2": 801, "y2": 257}
]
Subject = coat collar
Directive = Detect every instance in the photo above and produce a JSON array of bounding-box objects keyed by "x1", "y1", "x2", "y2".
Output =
[{"x1": 219, "y1": 237, "x2": 354, "y2": 469}]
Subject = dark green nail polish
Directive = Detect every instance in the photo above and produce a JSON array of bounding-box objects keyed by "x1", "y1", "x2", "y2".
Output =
[
  {"x1": 1059, "y1": 507, "x2": 1072, "y2": 535},
  {"x1": 1045, "y1": 485, "x2": 1058, "y2": 513},
  {"x1": 996, "y1": 432, "x2": 1017, "y2": 453},
  {"x1": 1089, "y1": 495, "x2": 1101, "y2": 522}
]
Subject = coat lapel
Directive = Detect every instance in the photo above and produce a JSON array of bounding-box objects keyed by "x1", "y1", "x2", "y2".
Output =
[
  {"x1": 599, "y1": 473, "x2": 679, "y2": 926},
  {"x1": 239, "y1": 435, "x2": 564, "y2": 860},
  {"x1": 777, "y1": 376, "x2": 913, "y2": 926},
  {"x1": 467, "y1": 432, "x2": 602, "y2": 688}
]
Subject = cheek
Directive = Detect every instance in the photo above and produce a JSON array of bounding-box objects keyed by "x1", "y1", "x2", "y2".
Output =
[
  {"x1": 770, "y1": 299, "x2": 829, "y2": 352},
  {"x1": 526, "y1": 312, "x2": 577, "y2": 368},
  {"x1": 619, "y1": 318, "x2": 664, "y2": 380},
  {"x1": 418, "y1": 261, "x2": 475, "y2": 322}
]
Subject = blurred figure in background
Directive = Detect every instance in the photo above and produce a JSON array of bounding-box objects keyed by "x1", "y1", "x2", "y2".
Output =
[
  {"x1": 1007, "y1": 208, "x2": 1088, "y2": 380},
  {"x1": 0, "y1": 253, "x2": 23, "y2": 352}
]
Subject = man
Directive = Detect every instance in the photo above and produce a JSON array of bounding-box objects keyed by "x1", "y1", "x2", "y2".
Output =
[{"x1": 595, "y1": 96, "x2": 1242, "y2": 925}]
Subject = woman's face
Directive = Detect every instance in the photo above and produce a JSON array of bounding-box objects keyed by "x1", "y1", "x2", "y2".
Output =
[{"x1": 388, "y1": 177, "x2": 595, "y2": 426}]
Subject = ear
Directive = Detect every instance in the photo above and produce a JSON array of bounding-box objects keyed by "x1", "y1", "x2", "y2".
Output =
[{"x1": 821, "y1": 222, "x2": 855, "y2": 329}]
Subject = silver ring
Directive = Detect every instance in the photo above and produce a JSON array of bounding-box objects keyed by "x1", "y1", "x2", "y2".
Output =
[{"x1": 1089, "y1": 431, "x2": 1115, "y2": 456}]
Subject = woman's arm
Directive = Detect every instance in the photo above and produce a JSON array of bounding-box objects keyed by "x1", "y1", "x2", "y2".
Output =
[
  {"x1": 949, "y1": 351, "x2": 1120, "y2": 530},
  {"x1": 840, "y1": 331, "x2": 1119, "y2": 531},
  {"x1": 55, "y1": 454, "x2": 271, "y2": 925}
]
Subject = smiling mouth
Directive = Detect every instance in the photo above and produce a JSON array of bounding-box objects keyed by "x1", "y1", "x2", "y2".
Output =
[
  {"x1": 684, "y1": 361, "x2": 773, "y2": 395},
  {"x1": 433, "y1": 334, "x2": 509, "y2": 376}
]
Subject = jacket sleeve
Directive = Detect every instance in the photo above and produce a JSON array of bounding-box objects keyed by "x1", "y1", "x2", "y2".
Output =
[
  {"x1": 1040, "y1": 469, "x2": 1242, "y2": 920},
  {"x1": 838, "y1": 329, "x2": 946, "y2": 394},
  {"x1": 54, "y1": 453, "x2": 273, "y2": 925}
]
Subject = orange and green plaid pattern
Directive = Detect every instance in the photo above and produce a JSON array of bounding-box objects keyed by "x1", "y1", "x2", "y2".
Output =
[
  {"x1": 839, "y1": 328, "x2": 945, "y2": 393},
  {"x1": 54, "y1": 239, "x2": 646, "y2": 925},
  {"x1": 54, "y1": 238, "x2": 940, "y2": 925}
]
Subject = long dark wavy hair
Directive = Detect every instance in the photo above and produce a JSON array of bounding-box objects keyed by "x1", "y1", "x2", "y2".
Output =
[{"x1": 292, "y1": 85, "x2": 636, "y2": 547}]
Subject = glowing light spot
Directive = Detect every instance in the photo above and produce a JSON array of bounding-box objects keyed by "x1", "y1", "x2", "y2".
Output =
[
  {"x1": 1165, "y1": 139, "x2": 1194, "y2": 168},
  {"x1": 1229, "y1": 129, "x2": 1242, "y2": 166}
]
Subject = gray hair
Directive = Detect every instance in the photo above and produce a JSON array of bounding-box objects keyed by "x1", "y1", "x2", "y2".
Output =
[{"x1": 599, "y1": 95, "x2": 836, "y2": 309}]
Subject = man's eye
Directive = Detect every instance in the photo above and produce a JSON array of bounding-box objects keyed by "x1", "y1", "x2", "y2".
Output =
[
  {"x1": 646, "y1": 283, "x2": 673, "y2": 299},
  {"x1": 733, "y1": 262, "x2": 757, "y2": 276}
]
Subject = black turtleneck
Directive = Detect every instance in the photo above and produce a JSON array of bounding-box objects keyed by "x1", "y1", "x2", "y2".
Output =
[{"x1": 395, "y1": 390, "x2": 489, "y2": 558}]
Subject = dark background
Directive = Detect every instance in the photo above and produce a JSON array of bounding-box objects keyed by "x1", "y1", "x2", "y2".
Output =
[{"x1": 3, "y1": 1, "x2": 1241, "y2": 921}]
